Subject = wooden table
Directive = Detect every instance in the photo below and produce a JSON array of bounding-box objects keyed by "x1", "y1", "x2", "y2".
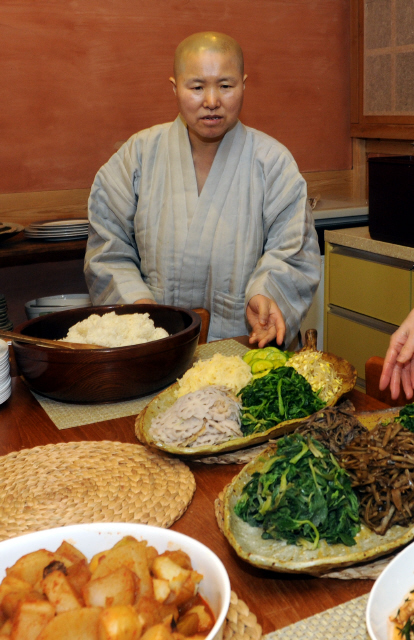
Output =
[{"x1": 0, "y1": 341, "x2": 390, "y2": 635}]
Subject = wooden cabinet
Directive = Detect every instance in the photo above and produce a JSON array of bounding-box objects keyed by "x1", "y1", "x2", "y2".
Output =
[
  {"x1": 351, "y1": 0, "x2": 414, "y2": 139},
  {"x1": 324, "y1": 242, "x2": 414, "y2": 389}
]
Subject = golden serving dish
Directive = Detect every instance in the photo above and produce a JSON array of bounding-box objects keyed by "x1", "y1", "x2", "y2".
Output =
[
  {"x1": 222, "y1": 407, "x2": 414, "y2": 575},
  {"x1": 135, "y1": 334, "x2": 357, "y2": 458}
]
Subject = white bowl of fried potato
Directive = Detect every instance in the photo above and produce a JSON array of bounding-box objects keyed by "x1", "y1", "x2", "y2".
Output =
[
  {"x1": 0, "y1": 522, "x2": 231, "y2": 640},
  {"x1": 366, "y1": 539, "x2": 414, "y2": 640}
]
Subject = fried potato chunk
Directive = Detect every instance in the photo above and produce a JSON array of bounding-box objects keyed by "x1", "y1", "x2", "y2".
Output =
[
  {"x1": 37, "y1": 607, "x2": 101, "y2": 640},
  {"x1": 141, "y1": 623, "x2": 174, "y2": 640},
  {"x1": 66, "y1": 560, "x2": 92, "y2": 597},
  {"x1": 83, "y1": 567, "x2": 137, "y2": 608},
  {"x1": 0, "y1": 536, "x2": 213, "y2": 640},
  {"x1": 151, "y1": 556, "x2": 202, "y2": 607},
  {"x1": 135, "y1": 597, "x2": 178, "y2": 632},
  {"x1": 90, "y1": 539, "x2": 152, "y2": 598},
  {"x1": 98, "y1": 605, "x2": 142, "y2": 640},
  {"x1": 41, "y1": 570, "x2": 82, "y2": 613},
  {"x1": 6, "y1": 551, "x2": 72, "y2": 586},
  {"x1": 0, "y1": 576, "x2": 33, "y2": 607},
  {"x1": 2, "y1": 590, "x2": 44, "y2": 620},
  {"x1": 10, "y1": 600, "x2": 55, "y2": 640},
  {"x1": 55, "y1": 541, "x2": 87, "y2": 565}
]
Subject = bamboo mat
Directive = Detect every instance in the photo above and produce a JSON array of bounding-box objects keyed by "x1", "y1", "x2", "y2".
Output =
[
  {"x1": 264, "y1": 594, "x2": 370, "y2": 640},
  {"x1": 0, "y1": 441, "x2": 196, "y2": 540},
  {"x1": 31, "y1": 338, "x2": 249, "y2": 430}
]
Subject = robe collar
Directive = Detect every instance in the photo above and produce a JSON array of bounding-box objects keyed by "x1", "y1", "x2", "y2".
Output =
[{"x1": 167, "y1": 115, "x2": 247, "y2": 306}]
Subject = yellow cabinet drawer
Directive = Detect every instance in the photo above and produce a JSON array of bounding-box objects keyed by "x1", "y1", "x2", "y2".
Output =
[
  {"x1": 329, "y1": 250, "x2": 411, "y2": 326},
  {"x1": 325, "y1": 311, "x2": 395, "y2": 382}
]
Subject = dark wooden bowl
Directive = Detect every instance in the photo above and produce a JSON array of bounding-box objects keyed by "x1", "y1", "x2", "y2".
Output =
[{"x1": 13, "y1": 305, "x2": 201, "y2": 403}]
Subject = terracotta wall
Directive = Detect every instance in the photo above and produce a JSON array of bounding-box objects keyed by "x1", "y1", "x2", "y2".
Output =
[{"x1": 1, "y1": 0, "x2": 351, "y2": 194}]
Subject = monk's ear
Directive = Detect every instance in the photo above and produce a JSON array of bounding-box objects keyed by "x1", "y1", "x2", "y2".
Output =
[
  {"x1": 243, "y1": 74, "x2": 248, "y2": 88},
  {"x1": 169, "y1": 77, "x2": 177, "y2": 94}
]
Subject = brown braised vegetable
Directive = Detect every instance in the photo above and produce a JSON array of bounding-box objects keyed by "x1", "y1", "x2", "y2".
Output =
[
  {"x1": 338, "y1": 421, "x2": 414, "y2": 535},
  {"x1": 295, "y1": 401, "x2": 368, "y2": 453}
]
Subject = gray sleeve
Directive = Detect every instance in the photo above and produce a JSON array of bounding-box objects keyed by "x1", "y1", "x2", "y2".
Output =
[
  {"x1": 245, "y1": 154, "x2": 321, "y2": 347},
  {"x1": 84, "y1": 136, "x2": 154, "y2": 305}
]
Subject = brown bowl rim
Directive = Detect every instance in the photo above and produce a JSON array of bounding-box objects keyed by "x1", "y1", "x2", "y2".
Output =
[{"x1": 14, "y1": 304, "x2": 201, "y2": 355}]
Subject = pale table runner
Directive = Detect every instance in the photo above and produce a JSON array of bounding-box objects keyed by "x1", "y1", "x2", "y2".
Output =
[
  {"x1": 264, "y1": 594, "x2": 370, "y2": 640},
  {"x1": 31, "y1": 338, "x2": 249, "y2": 430}
]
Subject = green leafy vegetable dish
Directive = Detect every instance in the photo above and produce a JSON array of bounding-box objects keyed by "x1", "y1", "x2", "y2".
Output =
[
  {"x1": 239, "y1": 367, "x2": 325, "y2": 436},
  {"x1": 223, "y1": 428, "x2": 414, "y2": 574},
  {"x1": 398, "y1": 404, "x2": 414, "y2": 432},
  {"x1": 234, "y1": 433, "x2": 360, "y2": 549}
]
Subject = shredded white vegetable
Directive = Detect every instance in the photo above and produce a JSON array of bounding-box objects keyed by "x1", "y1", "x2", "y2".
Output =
[
  {"x1": 176, "y1": 353, "x2": 252, "y2": 398},
  {"x1": 285, "y1": 351, "x2": 342, "y2": 402},
  {"x1": 149, "y1": 386, "x2": 243, "y2": 448}
]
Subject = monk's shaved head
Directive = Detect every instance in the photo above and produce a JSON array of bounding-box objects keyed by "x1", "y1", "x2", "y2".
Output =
[{"x1": 173, "y1": 32, "x2": 244, "y2": 78}]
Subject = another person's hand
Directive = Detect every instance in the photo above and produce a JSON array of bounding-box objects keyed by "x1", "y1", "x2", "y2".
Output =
[
  {"x1": 134, "y1": 298, "x2": 157, "y2": 304},
  {"x1": 379, "y1": 309, "x2": 414, "y2": 400},
  {"x1": 246, "y1": 294, "x2": 286, "y2": 348}
]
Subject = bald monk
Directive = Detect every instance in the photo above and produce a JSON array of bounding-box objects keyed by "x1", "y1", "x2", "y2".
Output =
[{"x1": 85, "y1": 32, "x2": 321, "y2": 347}]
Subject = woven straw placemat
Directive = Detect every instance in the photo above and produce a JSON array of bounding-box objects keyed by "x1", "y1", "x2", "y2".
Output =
[
  {"x1": 214, "y1": 489, "x2": 396, "y2": 580},
  {"x1": 31, "y1": 338, "x2": 249, "y2": 430},
  {"x1": 0, "y1": 441, "x2": 195, "y2": 541},
  {"x1": 226, "y1": 591, "x2": 262, "y2": 640},
  {"x1": 264, "y1": 594, "x2": 369, "y2": 640}
]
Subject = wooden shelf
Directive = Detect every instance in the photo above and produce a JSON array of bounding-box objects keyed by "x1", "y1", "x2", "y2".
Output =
[{"x1": 0, "y1": 233, "x2": 86, "y2": 268}]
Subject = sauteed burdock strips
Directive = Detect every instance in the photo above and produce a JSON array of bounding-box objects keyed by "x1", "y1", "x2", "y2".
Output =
[
  {"x1": 294, "y1": 402, "x2": 414, "y2": 537},
  {"x1": 338, "y1": 418, "x2": 414, "y2": 536},
  {"x1": 295, "y1": 401, "x2": 368, "y2": 454}
]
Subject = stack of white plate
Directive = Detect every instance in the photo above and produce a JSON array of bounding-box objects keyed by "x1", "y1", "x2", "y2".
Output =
[
  {"x1": 0, "y1": 340, "x2": 11, "y2": 405},
  {"x1": 25, "y1": 293, "x2": 92, "y2": 319},
  {"x1": 0, "y1": 294, "x2": 13, "y2": 331},
  {"x1": 24, "y1": 219, "x2": 89, "y2": 242}
]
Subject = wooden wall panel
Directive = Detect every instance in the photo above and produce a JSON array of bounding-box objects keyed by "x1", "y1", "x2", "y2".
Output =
[{"x1": 0, "y1": 0, "x2": 352, "y2": 194}]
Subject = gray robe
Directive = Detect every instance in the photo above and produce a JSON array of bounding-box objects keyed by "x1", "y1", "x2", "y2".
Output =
[{"x1": 85, "y1": 116, "x2": 321, "y2": 345}]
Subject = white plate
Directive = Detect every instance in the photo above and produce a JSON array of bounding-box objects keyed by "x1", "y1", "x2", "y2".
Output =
[
  {"x1": 0, "y1": 386, "x2": 11, "y2": 404},
  {"x1": 27, "y1": 219, "x2": 88, "y2": 229},
  {"x1": 27, "y1": 224, "x2": 88, "y2": 230},
  {"x1": 0, "y1": 523, "x2": 230, "y2": 640},
  {"x1": 0, "y1": 364, "x2": 10, "y2": 377},
  {"x1": 366, "y1": 539, "x2": 414, "y2": 640},
  {"x1": 24, "y1": 234, "x2": 88, "y2": 242},
  {"x1": 0, "y1": 376, "x2": 11, "y2": 389},
  {"x1": 25, "y1": 226, "x2": 88, "y2": 234},
  {"x1": 25, "y1": 231, "x2": 88, "y2": 238}
]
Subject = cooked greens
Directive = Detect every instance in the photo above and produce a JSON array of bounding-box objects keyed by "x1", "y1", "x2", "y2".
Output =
[
  {"x1": 398, "y1": 403, "x2": 414, "y2": 432},
  {"x1": 234, "y1": 433, "x2": 360, "y2": 548},
  {"x1": 238, "y1": 366, "x2": 325, "y2": 435}
]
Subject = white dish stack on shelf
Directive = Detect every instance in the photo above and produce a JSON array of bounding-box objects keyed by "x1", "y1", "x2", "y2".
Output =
[
  {"x1": 25, "y1": 294, "x2": 92, "y2": 320},
  {"x1": 0, "y1": 294, "x2": 12, "y2": 331},
  {"x1": 0, "y1": 340, "x2": 11, "y2": 405},
  {"x1": 24, "y1": 219, "x2": 89, "y2": 242}
]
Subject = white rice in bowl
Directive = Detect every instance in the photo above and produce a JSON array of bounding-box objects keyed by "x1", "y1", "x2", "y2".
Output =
[{"x1": 60, "y1": 311, "x2": 169, "y2": 347}]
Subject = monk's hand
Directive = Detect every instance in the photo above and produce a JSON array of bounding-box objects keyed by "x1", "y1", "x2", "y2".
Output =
[
  {"x1": 246, "y1": 294, "x2": 286, "y2": 348},
  {"x1": 379, "y1": 309, "x2": 414, "y2": 399},
  {"x1": 133, "y1": 298, "x2": 157, "y2": 304}
]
